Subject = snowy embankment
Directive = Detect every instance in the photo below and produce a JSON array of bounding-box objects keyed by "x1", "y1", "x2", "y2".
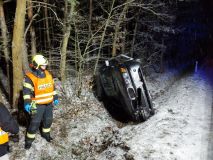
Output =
[
  {"x1": 9, "y1": 68, "x2": 212, "y2": 160},
  {"x1": 103, "y1": 72, "x2": 212, "y2": 160}
]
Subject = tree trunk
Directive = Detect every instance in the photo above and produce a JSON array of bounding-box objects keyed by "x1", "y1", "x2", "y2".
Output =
[
  {"x1": 60, "y1": 0, "x2": 76, "y2": 83},
  {"x1": 60, "y1": 26, "x2": 71, "y2": 83},
  {"x1": 121, "y1": 23, "x2": 126, "y2": 54},
  {"x1": 0, "y1": 0, "x2": 11, "y2": 98},
  {"x1": 44, "y1": 0, "x2": 51, "y2": 49},
  {"x1": 86, "y1": 0, "x2": 93, "y2": 67},
  {"x1": 89, "y1": 0, "x2": 93, "y2": 34},
  {"x1": 22, "y1": 40, "x2": 30, "y2": 72},
  {"x1": 130, "y1": 21, "x2": 138, "y2": 57},
  {"x1": 12, "y1": 0, "x2": 26, "y2": 108},
  {"x1": 27, "y1": 0, "x2": 37, "y2": 55},
  {"x1": 0, "y1": 0, "x2": 10, "y2": 70},
  {"x1": 44, "y1": 0, "x2": 51, "y2": 67}
]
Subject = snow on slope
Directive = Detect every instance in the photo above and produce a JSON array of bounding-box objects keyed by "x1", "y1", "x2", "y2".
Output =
[
  {"x1": 9, "y1": 69, "x2": 213, "y2": 160},
  {"x1": 98, "y1": 72, "x2": 213, "y2": 160}
]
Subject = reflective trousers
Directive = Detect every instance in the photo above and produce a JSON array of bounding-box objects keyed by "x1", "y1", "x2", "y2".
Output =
[{"x1": 26, "y1": 103, "x2": 53, "y2": 141}]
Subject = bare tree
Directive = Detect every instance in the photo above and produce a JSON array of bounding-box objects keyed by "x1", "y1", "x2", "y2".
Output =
[
  {"x1": 27, "y1": 0, "x2": 37, "y2": 55},
  {"x1": 12, "y1": 0, "x2": 26, "y2": 108},
  {"x1": 0, "y1": 0, "x2": 11, "y2": 98},
  {"x1": 44, "y1": 0, "x2": 52, "y2": 66},
  {"x1": 112, "y1": 0, "x2": 131, "y2": 57},
  {"x1": 93, "y1": 0, "x2": 116, "y2": 75},
  {"x1": 60, "y1": 0, "x2": 77, "y2": 83},
  {"x1": 89, "y1": 0, "x2": 93, "y2": 34}
]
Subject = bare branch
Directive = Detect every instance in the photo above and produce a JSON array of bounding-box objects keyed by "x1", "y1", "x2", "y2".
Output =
[{"x1": 24, "y1": 5, "x2": 41, "y2": 38}]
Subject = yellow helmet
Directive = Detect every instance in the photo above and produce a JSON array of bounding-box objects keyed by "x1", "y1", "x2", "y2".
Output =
[{"x1": 32, "y1": 54, "x2": 48, "y2": 69}]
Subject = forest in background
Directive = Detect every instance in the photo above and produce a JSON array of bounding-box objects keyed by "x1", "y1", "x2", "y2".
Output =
[{"x1": 0, "y1": 0, "x2": 209, "y2": 108}]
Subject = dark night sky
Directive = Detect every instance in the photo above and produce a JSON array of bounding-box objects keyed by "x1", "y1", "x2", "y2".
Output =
[{"x1": 167, "y1": 0, "x2": 213, "y2": 69}]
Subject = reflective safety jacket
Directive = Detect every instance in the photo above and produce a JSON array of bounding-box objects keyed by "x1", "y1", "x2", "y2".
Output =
[
  {"x1": 26, "y1": 70, "x2": 54, "y2": 104},
  {"x1": 0, "y1": 128, "x2": 8, "y2": 145}
]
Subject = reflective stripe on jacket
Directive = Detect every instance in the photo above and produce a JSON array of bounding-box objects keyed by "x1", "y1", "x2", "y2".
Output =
[
  {"x1": 26, "y1": 70, "x2": 54, "y2": 104},
  {"x1": 0, "y1": 128, "x2": 8, "y2": 145}
]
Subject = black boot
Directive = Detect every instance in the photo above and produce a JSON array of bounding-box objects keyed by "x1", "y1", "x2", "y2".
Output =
[
  {"x1": 25, "y1": 137, "x2": 34, "y2": 149},
  {"x1": 25, "y1": 142, "x2": 32, "y2": 149},
  {"x1": 41, "y1": 133, "x2": 53, "y2": 142}
]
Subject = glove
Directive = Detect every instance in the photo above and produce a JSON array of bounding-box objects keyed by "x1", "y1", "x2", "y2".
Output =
[
  {"x1": 53, "y1": 99, "x2": 59, "y2": 106},
  {"x1": 24, "y1": 104, "x2": 31, "y2": 113}
]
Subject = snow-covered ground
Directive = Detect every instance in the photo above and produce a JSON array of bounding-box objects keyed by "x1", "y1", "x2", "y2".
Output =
[
  {"x1": 101, "y1": 72, "x2": 212, "y2": 160},
  {"x1": 7, "y1": 68, "x2": 213, "y2": 160}
]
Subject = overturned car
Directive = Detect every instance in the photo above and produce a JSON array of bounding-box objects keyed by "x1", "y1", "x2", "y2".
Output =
[{"x1": 95, "y1": 55, "x2": 155, "y2": 122}]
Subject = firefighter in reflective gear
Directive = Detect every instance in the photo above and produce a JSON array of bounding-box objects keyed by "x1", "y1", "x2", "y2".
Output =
[
  {"x1": 23, "y1": 54, "x2": 59, "y2": 149},
  {"x1": 0, "y1": 102, "x2": 19, "y2": 159}
]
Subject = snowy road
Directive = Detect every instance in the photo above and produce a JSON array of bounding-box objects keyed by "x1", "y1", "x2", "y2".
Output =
[{"x1": 115, "y1": 72, "x2": 213, "y2": 160}]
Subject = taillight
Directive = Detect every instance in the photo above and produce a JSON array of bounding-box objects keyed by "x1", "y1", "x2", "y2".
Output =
[
  {"x1": 122, "y1": 72, "x2": 130, "y2": 84},
  {"x1": 120, "y1": 67, "x2": 127, "y2": 73}
]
